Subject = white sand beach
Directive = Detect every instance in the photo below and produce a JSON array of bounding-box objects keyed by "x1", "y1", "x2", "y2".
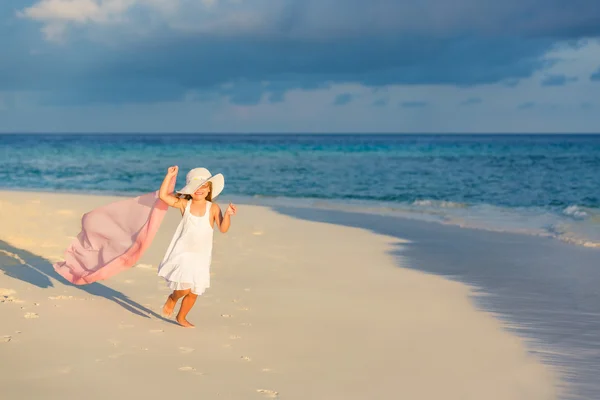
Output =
[{"x1": 0, "y1": 190, "x2": 559, "y2": 400}]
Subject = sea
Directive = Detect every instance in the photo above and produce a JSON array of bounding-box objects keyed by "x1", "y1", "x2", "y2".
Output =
[{"x1": 1, "y1": 133, "x2": 599, "y2": 248}]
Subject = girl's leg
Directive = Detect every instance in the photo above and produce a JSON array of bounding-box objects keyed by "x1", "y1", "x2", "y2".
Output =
[
  {"x1": 162, "y1": 289, "x2": 190, "y2": 317},
  {"x1": 176, "y1": 292, "x2": 198, "y2": 328}
]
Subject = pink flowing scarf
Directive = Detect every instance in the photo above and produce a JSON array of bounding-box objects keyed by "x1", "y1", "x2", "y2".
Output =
[{"x1": 53, "y1": 177, "x2": 175, "y2": 285}]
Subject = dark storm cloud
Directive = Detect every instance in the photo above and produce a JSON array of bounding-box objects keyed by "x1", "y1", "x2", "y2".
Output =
[
  {"x1": 2, "y1": 0, "x2": 600, "y2": 105},
  {"x1": 540, "y1": 74, "x2": 578, "y2": 86},
  {"x1": 333, "y1": 93, "x2": 353, "y2": 106}
]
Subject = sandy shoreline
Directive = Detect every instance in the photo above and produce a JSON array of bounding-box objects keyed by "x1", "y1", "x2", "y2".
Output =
[{"x1": 0, "y1": 190, "x2": 558, "y2": 399}]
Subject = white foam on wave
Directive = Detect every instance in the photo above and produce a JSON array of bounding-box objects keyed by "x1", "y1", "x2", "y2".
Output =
[
  {"x1": 233, "y1": 194, "x2": 600, "y2": 249},
  {"x1": 429, "y1": 204, "x2": 600, "y2": 248},
  {"x1": 547, "y1": 207, "x2": 600, "y2": 248},
  {"x1": 563, "y1": 205, "x2": 590, "y2": 219},
  {"x1": 412, "y1": 199, "x2": 468, "y2": 208}
]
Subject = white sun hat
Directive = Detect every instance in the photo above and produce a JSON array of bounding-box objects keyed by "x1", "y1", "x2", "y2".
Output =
[{"x1": 176, "y1": 167, "x2": 225, "y2": 199}]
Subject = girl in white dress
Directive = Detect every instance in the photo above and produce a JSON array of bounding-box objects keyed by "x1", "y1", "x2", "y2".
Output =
[{"x1": 157, "y1": 165, "x2": 237, "y2": 327}]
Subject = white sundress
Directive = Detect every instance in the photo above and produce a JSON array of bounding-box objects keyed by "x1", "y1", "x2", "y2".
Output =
[{"x1": 158, "y1": 200, "x2": 213, "y2": 295}]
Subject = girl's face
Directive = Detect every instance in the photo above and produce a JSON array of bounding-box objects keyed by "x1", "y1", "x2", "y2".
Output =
[{"x1": 191, "y1": 182, "x2": 210, "y2": 200}]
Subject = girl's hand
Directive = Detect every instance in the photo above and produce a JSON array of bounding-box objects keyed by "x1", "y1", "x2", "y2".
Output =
[
  {"x1": 226, "y1": 203, "x2": 237, "y2": 216},
  {"x1": 166, "y1": 166, "x2": 179, "y2": 176}
]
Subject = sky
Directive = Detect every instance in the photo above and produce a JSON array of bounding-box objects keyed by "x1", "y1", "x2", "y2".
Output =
[{"x1": 1, "y1": 0, "x2": 599, "y2": 133}]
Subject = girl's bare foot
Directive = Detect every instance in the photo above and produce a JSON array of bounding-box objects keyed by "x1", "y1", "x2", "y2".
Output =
[
  {"x1": 176, "y1": 317, "x2": 195, "y2": 328},
  {"x1": 162, "y1": 295, "x2": 176, "y2": 317},
  {"x1": 175, "y1": 292, "x2": 198, "y2": 327}
]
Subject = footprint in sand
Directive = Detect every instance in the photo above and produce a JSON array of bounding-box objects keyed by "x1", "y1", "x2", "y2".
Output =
[
  {"x1": 221, "y1": 314, "x2": 232, "y2": 318},
  {"x1": 244, "y1": 288, "x2": 251, "y2": 292},
  {"x1": 229, "y1": 335, "x2": 241, "y2": 340},
  {"x1": 149, "y1": 329, "x2": 164, "y2": 334},
  {"x1": 240, "y1": 322, "x2": 252, "y2": 327},
  {"x1": 1, "y1": 296, "x2": 17, "y2": 304},
  {"x1": 240, "y1": 356, "x2": 251, "y2": 362},
  {"x1": 179, "y1": 347, "x2": 195, "y2": 354},
  {"x1": 2, "y1": 336, "x2": 11, "y2": 343},
  {"x1": 1, "y1": 289, "x2": 18, "y2": 304},
  {"x1": 178, "y1": 366, "x2": 196, "y2": 372},
  {"x1": 261, "y1": 368, "x2": 272, "y2": 373},
  {"x1": 108, "y1": 339, "x2": 120, "y2": 347},
  {"x1": 238, "y1": 307, "x2": 250, "y2": 311},
  {"x1": 24, "y1": 312, "x2": 39, "y2": 319},
  {"x1": 124, "y1": 280, "x2": 135, "y2": 284},
  {"x1": 257, "y1": 389, "x2": 278, "y2": 398},
  {"x1": 252, "y1": 231, "x2": 264, "y2": 236}
]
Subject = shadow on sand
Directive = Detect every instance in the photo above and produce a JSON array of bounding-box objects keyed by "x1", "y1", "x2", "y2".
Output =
[{"x1": 0, "y1": 239, "x2": 175, "y2": 324}]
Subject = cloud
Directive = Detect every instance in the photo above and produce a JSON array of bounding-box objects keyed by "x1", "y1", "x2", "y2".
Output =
[
  {"x1": 502, "y1": 78, "x2": 521, "y2": 88},
  {"x1": 540, "y1": 74, "x2": 577, "y2": 86},
  {"x1": 401, "y1": 101, "x2": 428, "y2": 108},
  {"x1": 518, "y1": 101, "x2": 535, "y2": 110},
  {"x1": 3, "y1": 0, "x2": 600, "y2": 106},
  {"x1": 22, "y1": 0, "x2": 125, "y2": 23},
  {"x1": 18, "y1": 0, "x2": 267, "y2": 42},
  {"x1": 268, "y1": 91, "x2": 285, "y2": 103},
  {"x1": 19, "y1": 0, "x2": 180, "y2": 25},
  {"x1": 19, "y1": 0, "x2": 141, "y2": 40},
  {"x1": 460, "y1": 97, "x2": 483, "y2": 106},
  {"x1": 333, "y1": 93, "x2": 353, "y2": 106},
  {"x1": 591, "y1": 67, "x2": 600, "y2": 81},
  {"x1": 372, "y1": 98, "x2": 388, "y2": 107},
  {"x1": 21, "y1": 0, "x2": 600, "y2": 39}
]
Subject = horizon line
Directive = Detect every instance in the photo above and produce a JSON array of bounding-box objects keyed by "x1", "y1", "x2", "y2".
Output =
[{"x1": 2, "y1": 132, "x2": 600, "y2": 136}]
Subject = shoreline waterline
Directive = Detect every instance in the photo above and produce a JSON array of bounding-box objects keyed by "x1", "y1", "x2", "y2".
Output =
[{"x1": 2, "y1": 187, "x2": 599, "y2": 248}]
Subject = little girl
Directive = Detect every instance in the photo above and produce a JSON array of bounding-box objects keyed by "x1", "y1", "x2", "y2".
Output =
[{"x1": 157, "y1": 165, "x2": 237, "y2": 328}]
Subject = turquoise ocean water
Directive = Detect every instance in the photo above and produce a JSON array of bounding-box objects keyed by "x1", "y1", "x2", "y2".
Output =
[{"x1": 1, "y1": 133, "x2": 599, "y2": 247}]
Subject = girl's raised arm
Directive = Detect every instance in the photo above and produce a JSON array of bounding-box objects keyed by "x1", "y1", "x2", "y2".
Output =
[{"x1": 159, "y1": 166, "x2": 184, "y2": 209}]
